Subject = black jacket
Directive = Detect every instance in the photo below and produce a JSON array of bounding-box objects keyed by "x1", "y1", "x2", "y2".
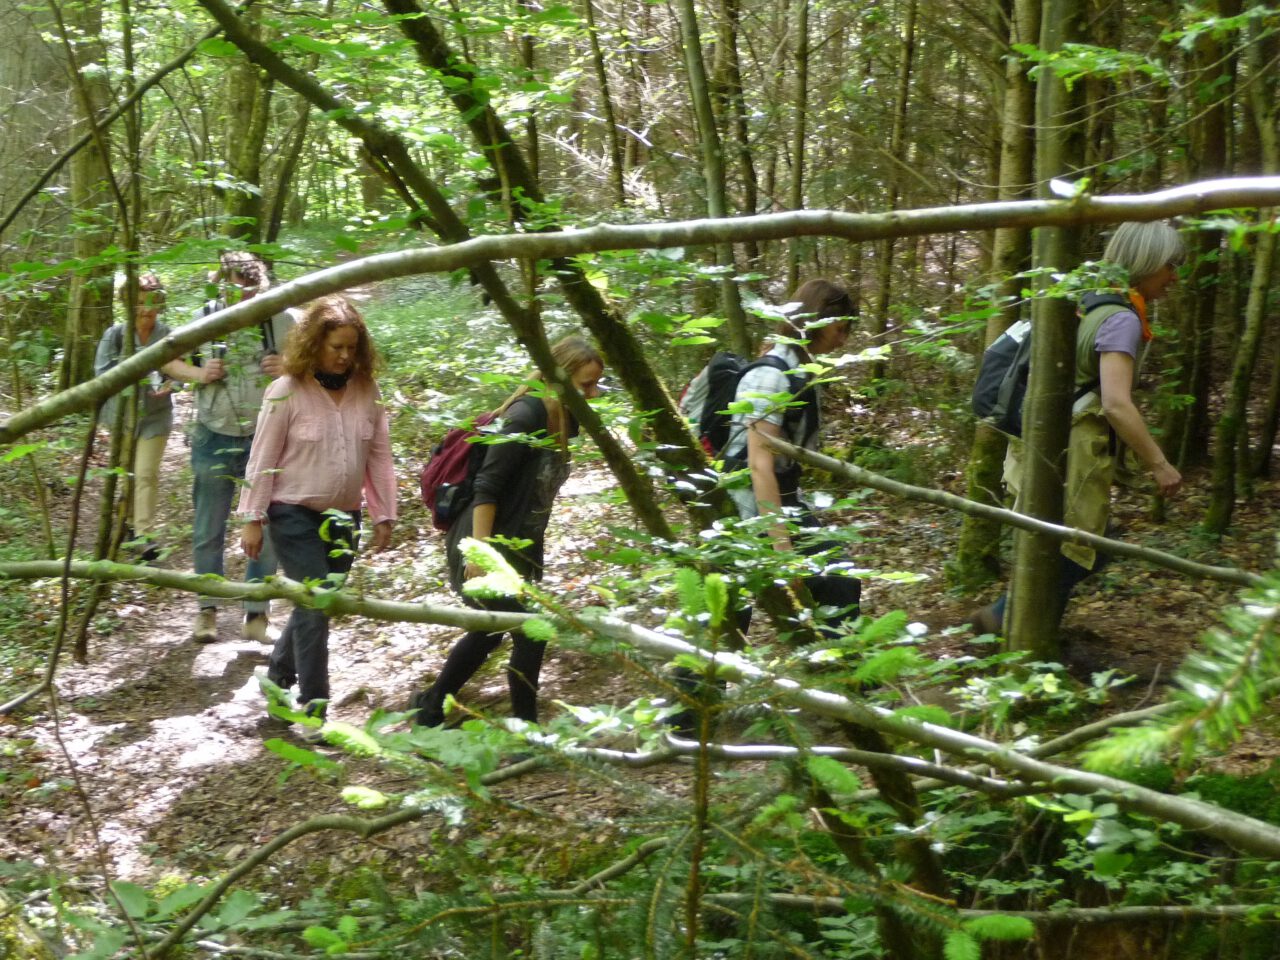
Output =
[{"x1": 444, "y1": 395, "x2": 577, "y2": 591}]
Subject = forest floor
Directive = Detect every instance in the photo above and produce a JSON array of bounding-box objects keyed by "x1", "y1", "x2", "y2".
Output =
[{"x1": 3, "y1": 384, "x2": 1280, "y2": 923}]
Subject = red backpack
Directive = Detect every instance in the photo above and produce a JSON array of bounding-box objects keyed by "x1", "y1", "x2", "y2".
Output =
[{"x1": 418, "y1": 411, "x2": 499, "y2": 532}]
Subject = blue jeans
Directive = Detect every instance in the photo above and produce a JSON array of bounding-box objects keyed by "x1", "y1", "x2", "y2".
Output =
[
  {"x1": 265, "y1": 504, "x2": 360, "y2": 706},
  {"x1": 191, "y1": 423, "x2": 277, "y2": 614}
]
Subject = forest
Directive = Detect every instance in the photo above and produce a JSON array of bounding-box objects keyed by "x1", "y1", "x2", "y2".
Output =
[{"x1": 3, "y1": 0, "x2": 1280, "y2": 957}]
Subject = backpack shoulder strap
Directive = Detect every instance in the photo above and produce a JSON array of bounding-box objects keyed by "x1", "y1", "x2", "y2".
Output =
[{"x1": 1076, "y1": 292, "x2": 1135, "y2": 388}]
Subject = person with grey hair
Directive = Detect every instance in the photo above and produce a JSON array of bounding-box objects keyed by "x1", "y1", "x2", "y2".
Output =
[
  {"x1": 972, "y1": 220, "x2": 1186, "y2": 637},
  {"x1": 187, "y1": 251, "x2": 296, "y2": 644}
]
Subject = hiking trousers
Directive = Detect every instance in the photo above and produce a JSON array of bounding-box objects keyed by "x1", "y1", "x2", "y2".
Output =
[{"x1": 265, "y1": 504, "x2": 360, "y2": 707}]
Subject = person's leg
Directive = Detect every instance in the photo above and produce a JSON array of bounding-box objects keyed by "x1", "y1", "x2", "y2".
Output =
[
  {"x1": 237, "y1": 433, "x2": 278, "y2": 617},
  {"x1": 266, "y1": 506, "x2": 358, "y2": 706},
  {"x1": 411, "y1": 630, "x2": 506, "y2": 725},
  {"x1": 803, "y1": 573, "x2": 861, "y2": 632},
  {"x1": 507, "y1": 632, "x2": 547, "y2": 723},
  {"x1": 190, "y1": 424, "x2": 234, "y2": 610},
  {"x1": 131, "y1": 433, "x2": 168, "y2": 537}
]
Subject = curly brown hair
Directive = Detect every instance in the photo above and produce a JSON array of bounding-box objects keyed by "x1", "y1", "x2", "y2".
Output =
[{"x1": 283, "y1": 295, "x2": 379, "y2": 381}]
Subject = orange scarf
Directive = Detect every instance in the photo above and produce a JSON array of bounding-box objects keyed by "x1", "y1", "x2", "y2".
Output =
[{"x1": 1128, "y1": 289, "x2": 1153, "y2": 342}]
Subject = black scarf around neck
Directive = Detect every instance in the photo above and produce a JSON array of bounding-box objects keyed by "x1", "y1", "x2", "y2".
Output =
[{"x1": 314, "y1": 369, "x2": 351, "y2": 391}]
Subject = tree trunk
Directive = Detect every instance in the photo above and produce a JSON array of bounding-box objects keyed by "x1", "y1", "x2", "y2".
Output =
[
  {"x1": 713, "y1": 0, "x2": 759, "y2": 267},
  {"x1": 951, "y1": 0, "x2": 1039, "y2": 591},
  {"x1": 224, "y1": 33, "x2": 274, "y2": 244},
  {"x1": 582, "y1": 0, "x2": 626, "y2": 206},
  {"x1": 784, "y1": 0, "x2": 809, "y2": 293},
  {"x1": 674, "y1": 0, "x2": 750, "y2": 354},
  {"x1": 868, "y1": 0, "x2": 918, "y2": 383},
  {"x1": 1163, "y1": 0, "x2": 1239, "y2": 469},
  {"x1": 59, "y1": 0, "x2": 116, "y2": 391},
  {"x1": 1210, "y1": 31, "x2": 1280, "y2": 506},
  {"x1": 1007, "y1": 0, "x2": 1085, "y2": 657}
]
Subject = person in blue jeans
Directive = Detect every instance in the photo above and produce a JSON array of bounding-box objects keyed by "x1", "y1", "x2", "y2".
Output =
[{"x1": 189, "y1": 252, "x2": 296, "y2": 644}]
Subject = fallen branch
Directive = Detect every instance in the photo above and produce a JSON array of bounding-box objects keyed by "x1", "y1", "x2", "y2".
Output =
[
  {"x1": 8, "y1": 177, "x2": 1280, "y2": 445},
  {"x1": 582, "y1": 611, "x2": 1280, "y2": 859},
  {"x1": 765, "y1": 436, "x2": 1262, "y2": 589}
]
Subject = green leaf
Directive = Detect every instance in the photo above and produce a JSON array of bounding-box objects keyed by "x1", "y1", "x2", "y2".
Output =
[
  {"x1": 943, "y1": 930, "x2": 982, "y2": 960},
  {"x1": 2, "y1": 442, "x2": 46, "y2": 462},
  {"x1": 674, "y1": 567, "x2": 705, "y2": 617},
  {"x1": 522, "y1": 616, "x2": 558, "y2": 643},
  {"x1": 153, "y1": 882, "x2": 208, "y2": 919},
  {"x1": 263, "y1": 738, "x2": 342, "y2": 772},
  {"x1": 109, "y1": 880, "x2": 150, "y2": 919},
  {"x1": 215, "y1": 889, "x2": 260, "y2": 927},
  {"x1": 962, "y1": 914, "x2": 1035, "y2": 941},
  {"x1": 1092, "y1": 849, "x2": 1134, "y2": 877},
  {"x1": 459, "y1": 538, "x2": 525, "y2": 597},
  {"x1": 303, "y1": 925, "x2": 344, "y2": 950},
  {"x1": 342, "y1": 785, "x2": 391, "y2": 809},
  {"x1": 806, "y1": 756, "x2": 862, "y2": 795},
  {"x1": 196, "y1": 37, "x2": 241, "y2": 57},
  {"x1": 704, "y1": 573, "x2": 728, "y2": 628}
]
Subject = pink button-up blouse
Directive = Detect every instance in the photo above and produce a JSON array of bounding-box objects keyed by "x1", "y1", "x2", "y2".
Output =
[{"x1": 237, "y1": 374, "x2": 397, "y2": 526}]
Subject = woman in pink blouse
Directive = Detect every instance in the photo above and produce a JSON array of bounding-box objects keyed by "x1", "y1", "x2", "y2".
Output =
[{"x1": 238, "y1": 295, "x2": 396, "y2": 735}]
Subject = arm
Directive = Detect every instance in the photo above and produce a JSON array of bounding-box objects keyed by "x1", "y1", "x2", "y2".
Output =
[
  {"x1": 463, "y1": 502, "x2": 498, "y2": 580},
  {"x1": 746, "y1": 419, "x2": 793, "y2": 551},
  {"x1": 160, "y1": 356, "x2": 224, "y2": 385},
  {"x1": 237, "y1": 386, "x2": 291, "y2": 557},
  {"x1": 1098, "y1": 351, "x2": 1181, "y2": 497},
  {"x1": 362, "y1": 397, "x2": 397, "y2": 552}
]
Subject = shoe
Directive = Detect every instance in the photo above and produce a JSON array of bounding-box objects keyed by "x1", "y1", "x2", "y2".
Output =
[
  {"x1": 296, "y1": 701, "x2": 327, "y2": 744},
  {"x1": 242, "y1": 612, "x2": 271, "y2": 644},
  {"x1": 970, "y1": 603, "x2": 1003, "y2": 637},
  {"x1": 407, "y1": 689, "x2": 445, "y2": 727},
  {"x1": 192, "y1": 608, "x2": 218, "y2": 644}
]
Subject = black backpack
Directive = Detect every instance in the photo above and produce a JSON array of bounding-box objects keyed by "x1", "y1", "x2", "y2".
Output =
[
  {"x1": 679, "y1": 351, "x2": 817, "y2": 458},
  {"x1": 971, "y1": 293, "x2": 1131, "y2": 438}
]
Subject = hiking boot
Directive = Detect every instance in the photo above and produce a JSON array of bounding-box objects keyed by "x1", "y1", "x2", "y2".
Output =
[
  {"x1": 969, "y1": 603, "x2": 1003, "y2": 637},
  {"x1": 242, "y1": 612, "x2": 271, "y2": 644},
  {"x1": 192, "y1": 607, "x2": 218, "y2": 644}
]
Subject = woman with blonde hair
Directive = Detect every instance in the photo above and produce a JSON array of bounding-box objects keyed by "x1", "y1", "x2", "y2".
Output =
[
  {"x1": 238, "y1": 295, "x2": 396, "y2": 737},
  {"x1": 409, "y1": 334, "x2": 604, "y2": 728}
]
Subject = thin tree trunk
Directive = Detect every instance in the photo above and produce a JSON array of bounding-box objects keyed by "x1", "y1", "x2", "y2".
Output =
[
  {"x1": 869, "y1": 0, "x2": 918, "y2": 382},
  {"x1": 1212, "y1": 31, "x2": 1280, "y2": 512},
  {"x1": 713, "y1": 0, "x2": 759, "y2": 267},
  {"x1": 673, "y1": 0, "x2": 750, "y2": 353},
  {"x1": 1163, "y1": 0, "x2": 1239, "y2": 469},
  {"x1": 582, "y1": 0, "x2": 626, "y2": 206},
  {"x1": 951, "y1": 0, "x2": 1039, "y2": 591},
  {"x1": 198, "y1": 0, "x2": 683, "y2": 538},
  {"x1": 784, "y1": 0, "x2": 809, "y2": 292},
  {"x1": 1007, "y1": 0, "x2": 1085, "y2": 657}
]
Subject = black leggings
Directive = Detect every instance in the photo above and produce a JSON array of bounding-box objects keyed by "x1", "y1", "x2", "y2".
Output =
[{"x1": 411, "y1": 594, "x2": 546, "y2": 726}]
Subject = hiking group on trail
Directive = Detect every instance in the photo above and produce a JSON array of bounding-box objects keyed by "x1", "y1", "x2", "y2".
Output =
[{"x1": 96, "y1": 221, "x2": 1184, "y2": 741}]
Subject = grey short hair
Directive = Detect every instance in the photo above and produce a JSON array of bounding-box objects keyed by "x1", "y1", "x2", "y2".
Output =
[{"x1": 1103, "y1": 221, "x2": 1185, "y2": 285}]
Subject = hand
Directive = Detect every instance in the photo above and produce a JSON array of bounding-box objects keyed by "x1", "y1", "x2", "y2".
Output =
[
  {"x1": 370, "y1": 520, "x2": 393, "y2": 553},
  {"x1": 1152, "y1": 459, "x2": 1182, "y2": 498},
  {"x1": 260, "y1": 353, "x2": 284, "y2": 378},
  {"x1": 202, "y1": 358, "x2": 227, "y2": 383},
  {"x1": 241, "y1": 521, "x2": 264, "y2": 560},
  {"x1": 464, "y1": 561, "x2": 485, "y2": 581}
]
